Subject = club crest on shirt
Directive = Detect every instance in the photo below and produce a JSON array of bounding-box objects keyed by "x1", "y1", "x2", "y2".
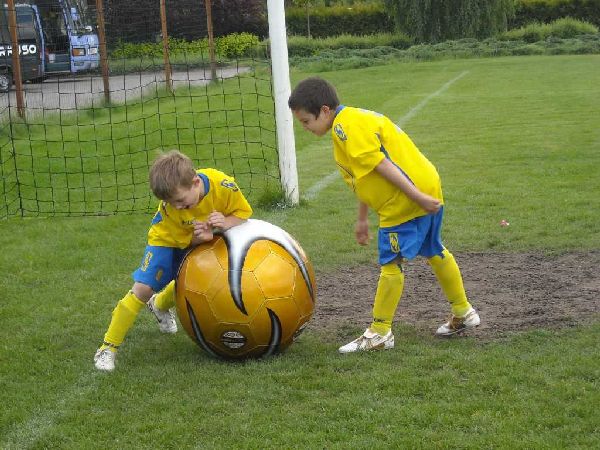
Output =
[
  {"x1": 221, "y1": 179, "x2": 239, "y2": 191},
  {"x1": 334, "y1": 124, "x2": 347, "y2": 141}
]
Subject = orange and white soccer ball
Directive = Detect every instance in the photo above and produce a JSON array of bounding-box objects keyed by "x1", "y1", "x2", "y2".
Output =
[{"x1": 175, "y1": 219, "x2": 316, "y2": 360}]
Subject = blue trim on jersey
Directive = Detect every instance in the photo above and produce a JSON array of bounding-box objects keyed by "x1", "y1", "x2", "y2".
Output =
[
  {"x1": 335, "y1": 105, "x2": 345, "y2": 117},
  {"x1": 377, "y1": 207, "x2": 445, "y2": 265},
  {"x1": 197, "y1": 172, "x2": 210, "y2": 196},
  {"x1": 379, "y1": 144, "x2": 415, "y2": 186},
  {"x1": 151, "y1": 211, "x2": 163, "y2": 225},
  {"x1": 132, "y1": 245, "x2": 188, "y2": 292}
]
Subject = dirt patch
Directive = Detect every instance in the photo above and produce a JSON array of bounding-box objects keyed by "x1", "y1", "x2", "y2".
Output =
[{"x1": 311, "y1": 251, "x2": 600, "y2": 340}]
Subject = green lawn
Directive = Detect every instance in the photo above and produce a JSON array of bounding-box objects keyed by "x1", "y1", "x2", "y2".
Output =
[{"x1": 1, "y1": 54, "x2": 599, "y2": 449}]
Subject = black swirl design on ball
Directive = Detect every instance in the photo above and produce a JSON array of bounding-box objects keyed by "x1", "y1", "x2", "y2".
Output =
[{"x1": 222, "y1": 219, "x2": 314, "y2": 315}]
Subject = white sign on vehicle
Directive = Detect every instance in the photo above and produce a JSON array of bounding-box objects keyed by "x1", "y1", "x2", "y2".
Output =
[{"x1": 0, "y1": 44, "x2": 38, "y2": 57}]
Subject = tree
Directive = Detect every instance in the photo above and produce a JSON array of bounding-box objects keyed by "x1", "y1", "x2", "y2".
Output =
[
  {"x1": 385, "y1": 0, "x2": 514, "y2": 43},
  {"x1": 292, "y1": 0, "x2": 314, "y2": 38}
]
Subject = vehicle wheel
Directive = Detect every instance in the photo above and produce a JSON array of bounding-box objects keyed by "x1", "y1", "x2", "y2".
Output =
[{"x1": 0, "y1": 72, "x2": 12, "y2": 93}]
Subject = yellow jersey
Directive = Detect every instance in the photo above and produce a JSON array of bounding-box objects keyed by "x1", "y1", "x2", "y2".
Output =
[
  {"x1": 147, "y1": 168, "x2": 252, "y2": 248},
  {"x1": 332, "y1": 106, "x2": 443, "y2": 227}
]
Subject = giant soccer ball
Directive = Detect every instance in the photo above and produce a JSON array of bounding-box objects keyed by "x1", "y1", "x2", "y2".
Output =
[{"x1": 175, "y1": 219, "x2": 316, "y2": 360}]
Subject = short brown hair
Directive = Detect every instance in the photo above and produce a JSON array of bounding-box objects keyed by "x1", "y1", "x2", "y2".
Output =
[
  {"x1": 288, "y1": 77, "x2": 340, "y2": 117},
  {"x1": 149, "y1": 150, "x2": 196, "y2": 200}
]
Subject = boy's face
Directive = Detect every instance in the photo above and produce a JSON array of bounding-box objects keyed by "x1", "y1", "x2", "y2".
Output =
[
  {"x1": 293, "y1": 106, "x2": 334, "y2": 137},
  {"x1": 167, "y1": 176, "x2": 204, "y2": 210}
]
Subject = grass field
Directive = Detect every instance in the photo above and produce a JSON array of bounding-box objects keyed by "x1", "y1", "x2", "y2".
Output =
[{"x1": 1, "y1": 54, "x2": 599, "y2": 449}]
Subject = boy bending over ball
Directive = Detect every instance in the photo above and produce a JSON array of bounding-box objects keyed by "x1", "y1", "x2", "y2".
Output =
[
  {"x1": 94, "y1": 150, "x2": 252, "y2": 371},
  {"x1": 288, "y1": 77, "x2": 480, "y2": 353}
]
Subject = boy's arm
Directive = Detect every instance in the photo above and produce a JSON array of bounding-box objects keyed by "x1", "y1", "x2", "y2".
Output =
[
  {"x1": 207, "y1": 211, "x2": 246, "y2": 232},
  {"x1": 355, "y1": 201, "x2": 370, "y2": 246},
  {"x1": 190, "y1": 213, "x2": 246, "y2": 246},
  {"x1": 375, "y1": 158, "x2": 441, "y2": 213}
]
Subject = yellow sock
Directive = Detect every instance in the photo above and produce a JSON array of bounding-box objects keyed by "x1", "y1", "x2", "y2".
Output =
[
  {"x1": 370, "y1": 262, "x2": 404, "y2": 335},
  {"x1": 154, "y1": 280, "x2": 176, "y2": 311},
  {"x1": 428, "y1": 249, "x2": 471, "y2": 317},
  {"x1": 101, "y1": 291, "x2": 146, "y2": 349}
]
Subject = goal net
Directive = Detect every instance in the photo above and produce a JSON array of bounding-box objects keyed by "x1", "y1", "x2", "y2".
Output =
[{"x1": 0, "y1": 0, "x2": 287, "y2": 218}]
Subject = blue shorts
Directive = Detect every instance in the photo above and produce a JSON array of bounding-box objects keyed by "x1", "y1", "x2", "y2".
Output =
[
  {"x1": 377, "y1": 207, "x2": 445, "y2": 265},
  {"x1": 132, "y1": 245, "x2": 189, "y2": 292}
]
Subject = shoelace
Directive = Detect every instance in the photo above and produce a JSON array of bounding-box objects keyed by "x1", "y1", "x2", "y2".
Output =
[{"x1": 99, "y1": 349, "x2": 113, "y2": 363}]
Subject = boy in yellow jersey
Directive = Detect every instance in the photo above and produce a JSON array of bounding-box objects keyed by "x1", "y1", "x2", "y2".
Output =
[
  {"x1": 94, "y1": 150, "x2": 253, "y2": 371},
  {"x1": 288, "y1": 77, "x2": 480, "y2": 353}
]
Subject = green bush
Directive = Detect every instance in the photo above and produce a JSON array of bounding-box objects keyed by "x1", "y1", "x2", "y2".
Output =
[
  {"x1": 215, "y1": 33, "x2": 261, "y2": 58},
  {"x1": 110, "y1": 33, "x2": 260, "y2": 60},
  {"x1": 500, "y1": 17, "x2": 598, "y2": 42}
]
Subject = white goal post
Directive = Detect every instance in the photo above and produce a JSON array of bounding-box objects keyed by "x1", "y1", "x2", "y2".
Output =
[{"x1": 267, "y1": 0, "x2": 299, "y2": 205}]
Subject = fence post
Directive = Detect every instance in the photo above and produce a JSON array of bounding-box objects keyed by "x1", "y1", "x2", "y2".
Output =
[
  {"x1": 6, "y1": 0, "x2": 24, "y2": 119},
  {"x1": 95, "y1": 0, "x2": 110, "y2": 103},
  {"x1": 204, "y1": 0, "x2": 217, "y2": 82},
  {"x1": 160, "y1": 0, "x2": 172, "y2": 93}
]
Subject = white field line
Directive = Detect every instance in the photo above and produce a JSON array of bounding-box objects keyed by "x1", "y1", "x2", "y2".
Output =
[
  {"x1": 303, "y1": 170, "x2": 340, "y2": 201},
  {"x1": 300, "y1": 70, "x2": 470, "y2": 202}
]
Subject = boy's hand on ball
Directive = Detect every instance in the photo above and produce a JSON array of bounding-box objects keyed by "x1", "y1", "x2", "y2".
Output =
[
  {"x1": 207, "y1": 211, "x2": 225, "y2": 230},
  {"x1": 192, "y1": 221, "x2": 214, "y2": 243}
]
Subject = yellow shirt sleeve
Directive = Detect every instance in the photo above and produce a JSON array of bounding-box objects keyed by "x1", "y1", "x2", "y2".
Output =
[
  {"x1": 208, "y1": 170, "x2": 253, "y2": 220},
  {"x1": 148, "y1": 201, "x2": 191, "y2": 248},
  {"x1": 343, "y1": 121, "x2": 385, "y2": 180}
]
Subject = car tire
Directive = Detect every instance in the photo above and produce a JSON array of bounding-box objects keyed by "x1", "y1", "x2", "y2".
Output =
[{"x1": 0, "y1": 71, "x2": 12, "y2": 93}]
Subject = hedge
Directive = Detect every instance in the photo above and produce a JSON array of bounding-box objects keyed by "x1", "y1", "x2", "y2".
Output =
[
  {"x1": 512, "y1": 0, "x2": 600, "y2": 27},
  {"x1": 285, "y1": 4, "x2": 395, "y2": 37}
]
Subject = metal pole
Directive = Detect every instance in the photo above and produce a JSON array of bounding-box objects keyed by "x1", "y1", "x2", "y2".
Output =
[
  {"x1": 267, "y1": 0, "x2": 299, "y2": 204},
  {"x1": 160, "y1": 0, "x2": 172, "y2": 92},
  {"x1": 6, "y1": 0, "x2": 24, "y2": 118},
  {"x1": 204, "y1": 0, "x2": 217, "y2": 81},
  {"x1": 95, "y1": 0, "x2": 110, "y2": 103}
]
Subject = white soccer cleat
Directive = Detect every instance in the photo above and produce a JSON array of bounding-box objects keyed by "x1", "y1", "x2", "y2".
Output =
[
  {"x1": 147, "y1": 295, "x2": 178, "y2": 334},
  {"x1": 94, "y1": 348, "x2": 116, "y2": 372},
  {"x1": 338, "y1": 328, "x2": 394, "y2": 354},
  {"x1": 436, "y1": 307, "x2": 481, "y2": 336}
]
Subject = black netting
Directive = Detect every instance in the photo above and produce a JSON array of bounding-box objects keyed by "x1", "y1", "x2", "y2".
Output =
[{"x1": 0, "y1": 0, "x2": 277, "y2": 218}]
